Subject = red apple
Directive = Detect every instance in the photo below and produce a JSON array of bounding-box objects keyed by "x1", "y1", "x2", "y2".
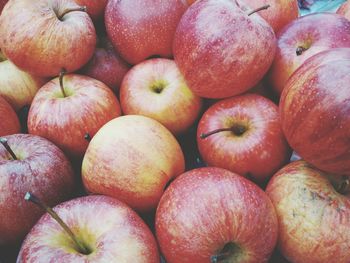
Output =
[
  {"x1": 280, "y1": 48, "x2": 350, "y2": 176},
  {"x1": 337, "y1": 1, "x2": 350, "y2": 20},
  {"x1": 82, "y1": 115, "x2": 185, "y2": 212},
  {"x1": 120, "y1": 58, "x2": 202, "y2": 135},
  {"x1": 74, "y1": 0, "x2": 107, "y2": 20},
  {"x1": 0, "y1": 0, "x2": 8, "y2": 13},
  {"x1": 0, "y1": 134, "x2": 75, "y2": 245},
  {"x1": 105, "y1": 0, "x2": 188, "y2": 64},
  {"x1": 197, "y1": 94, "x2": 291, "y2": 183},
  {"x1": 173, "y1": 0, "x2": 276, "y2": 99},
  {"x1": 0, "y1": 0, "x2": 96, "y2": 77},
  {"x1": 28, "y1": 74, "x2": 121, "y2": 159},
  {"x1": 17, "y1": 195, "x2": 160, "y2": 262},
  {"x1": 266, "y1": 160, "x2": 350, "y2": 263},
  {"x1": 268, "y1": 13, "x2": 350, "y2": 95},
  {"x1": 81, "y1": 37, "x2": 130, "y2": 94},
  {"x1": 0, "y1": 96, "x2": 20, "y2": 136},
  {"x1": 156, "y1": 167, "x2": 278, "y2": 263}
]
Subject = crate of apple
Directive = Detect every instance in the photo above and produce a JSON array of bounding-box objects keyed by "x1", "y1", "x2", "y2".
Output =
[{"x1": 0, "y1": 0, "x2": 349, "y2": 262}]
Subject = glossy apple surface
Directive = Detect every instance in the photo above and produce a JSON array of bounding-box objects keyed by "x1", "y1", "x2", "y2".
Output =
[
  {"x1": 74, "y1": 0, "x2": 107, "y2": 20},
  {"x1": 120, "y1": 58, "x2": 202, "y2": 135},
  {"x1": 0, "y1": 134, "x2": 75, "y2": 245},
  {"x1": 174, "y1": 0, "x2": 276, "y2": 99},
  {"x1": 17, "y1": 195, "x2": 160, "y2": 262},
  {"x1": 0, "y1": 96, "x2": 20, "y2": 136},
  {"x1": 82, "y1": 115, "x2": 185, "y2": 212},
  {"x1": 337, "y1": 1, "x2": 350, "y2": 20},
  {"x1": 197, "y1": 94, "x2": 290, "y2": 183},
  {"x1": 266, "y1": 160, "x2": 350, "y2": 263},
  {"x1": 156, "y1": 167, "x2": 278, "y2": 263},
  {"x1": 28, "y1": 74, "x2": 121, "y2": 158},
  {"x1": 280, "y1": 48, "x2": 350, "y2": 176},
  {"x1": 105, "y1": 0, "x2": 188, "y2": 64},
  {"x1": 0, "y1": 0, "x2": 96, "y2": 77},
  {"x1": 268, "y1": 13, "x2": 350, "y2": 95}
]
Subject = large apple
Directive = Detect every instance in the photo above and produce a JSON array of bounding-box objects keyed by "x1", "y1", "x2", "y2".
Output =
[
  {"x1": 173, "y1": 0, "x2": 276, "y2": 99},
  {"x1": 74, "y1": 0, "x2": 107, "y2": 20},
  {"x1": 0, "y1": 0, "x2": 96, "y2": 77},
  {"x1": 0, "y1": 96, "x2": 20, "y2": 136},
  {"x1": 0, "y1": 134, "x2": 75, "y2": 245},
  {"x1": 268, "y1": 13, "x2": 350, "y2": 95},
  {"x1": 120, "y1": 58, "x2": 202, "y2": 135},
  {"x1": 156, "y1": 167, "x2": 278, "y2": 263},
  {"x1": 337, "y1": 0, "x2": 350, "y2": 20},
  {"x1": 266, "y1": 160, "x2": 350, "y2": 263},
  {"x1": 197, "y1": 94, "x2": 291, "y2": 183},
  {"x1": 280, "y1": 48, "x2": 350, "y2": 176},
  {"x1": 105, "y1": 0, "x2": 188, "y2": 64},
  {"x1": 82, "y1": 115, "x2": 185, "y2": 212}
]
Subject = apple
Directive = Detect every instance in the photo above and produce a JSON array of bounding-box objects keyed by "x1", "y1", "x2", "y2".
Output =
[
  {"x1": 105, "y1": 0, "x2": 188, "y2": 64},
  {"x1": 197, "y1": 94, "x2": 291, "y2": 183},
  {"x1": 17, "y1": 194, "x2": 160, "y2": 262},
  {"x1": 0, "y1": 96, "x2": 20, "y2": 136},
  {"x1": 82, "y1": 115, "x2": 185, "y2": 212},
  {"x1": 173, "y1": 0, "x2": 276, "y2": 99},
  {"x1": 81, "y1": 37, "x2": 130, "y2": 94},
  {"x1": 0, "y1": 0, "x2": 8, "y2": 13},
  {"x1": 120, "y1": 58, "x2": 202, "y2": 135},
  {"x1": 28, "y1": 74, "x2": 121, "y2": 159},
  {"x1": 266, "y1": 160, "x2": 350, "y2": 263},
  {"x1": 0, "y1": 0, "x2": 96, "y2": 77},
  {"x1": 156, "y1": 167, "x2": 278, "y2": 263},
  {"x1": 0, "y1": 134, "x2": 75, "y2": 245},
  {"x1": 268, "y1": 13, "x2": 350, "y2": 95},
  {"x1": 337, "y1": 1, "x2": 350, "y2": 20},
  {"x1": 74, "y1": 0, "x2": 107, "y2": 20},
  {"x1": 280, "y1": 48, "x2": 350, "y2": 176}
]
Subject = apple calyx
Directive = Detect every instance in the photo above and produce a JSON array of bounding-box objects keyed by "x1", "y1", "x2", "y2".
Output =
[
  {"x1": 57, "y1": 6, "x2": 87, "y2": 21},
  {"x1": 59, "y1": 68, "x2": 67, "y2": 98},
  {"x1": 296, "y1": 46, "x2": 308, "y2": 56},
  {"x1": 0, "y1": 137, "x2": 18, "y2": 160},
  {"x1": 200, "y1": 124, "x2": 247, "y2": 139},
  {"x1": 247, "y1": 4, "x2": 270, "y2": 16},
  {"x1": 24, "y1": 192, "x2": 92, "y2": 255},
  {"x1": 84, "y1": 133, "x2": 92, "y2": 142}
]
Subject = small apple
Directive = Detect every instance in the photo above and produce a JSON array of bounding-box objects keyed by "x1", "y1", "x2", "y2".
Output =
[
  {"x1": 82, "y1": 115, "x2": 185, "y2": 212},
  {"x1": 120, "y1": 58, "x2": 202, "y2": 135},
  {"x1": 156, "y1": 167, "x2": 278, "y2": 263},
  {"x1": 337, "y1": 0, "x2": 350, "y2": 20},
  {"x1": 0, "y1": 96, "x2": 20, "y2": 136}
]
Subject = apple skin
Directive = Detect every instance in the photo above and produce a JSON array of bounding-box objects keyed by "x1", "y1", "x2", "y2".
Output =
[
  {"x1": 82, "y1": 115, "x2": 185, "y2": 213},
  {"x1": 28, "y1": 74, "x2": 121, "y2": 159},
  {"x1": 266, "y1": 160, "x2": 350, "y2": 263},
  {"x1": 0, "y1": 0, "x2": 96, "y2": 77},
  {"x1": 74, "y1": 0, "x2": 107, "y2": 20},
  {"x1": 0, "y1": 134, "x2": 75, "y2": 245},
  {"x1": 0, "y1": 0, "x2": 8, "y2": 13},
  {"x1": 268, "y1": 13, "x2": 350, "y2": 95},
  {"x1": 173, "y1": 0, "x2": 276, "y2": 99},
  {"x1": 105, "y1": 0, "x2": 188, "y2": 65},
  {"x1": 280, "y1": 48, "x2": 350, "y2": 176},
  {"x1": 17, "y1": 195, "x2": 160, "y2": 263},
  {"x1": 197, "y1": 94, "x2": 291, "y2": 183},
  {"x1": 80, "y1": 37, "x2": 130, "y2": 94},
  {"x1": 0, "y1": 96, "x2": 20, "y2": 136},
  {"x1": 120, "y1": 58, "x2": 202, "y2": 135},
  {"x1": 337, "y1": 1, "x2": 350, "y2": 20},
  {"x1": 156, "y1": 167, "x2": 278, "y2": 263}
]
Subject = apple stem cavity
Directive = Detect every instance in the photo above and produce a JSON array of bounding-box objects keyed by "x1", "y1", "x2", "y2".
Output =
[
  {"x1": 247, "y1": 4, "x2": 270, "y2": 16},
  {"x1": 84, "y1": 133, "x2": 91, "y2": 142},
  {"x1": 0, "y1": 137, "x2": 17, "y2": 160},
  {"x1": 24, "y1": 192, "x2": 91, "y2": 255},
  {"x1": 296, "y1": 46, "x2": 308, "y2": 56},
  {"x1": 200, "y1": 124, "x2": 247, "y2": 139},
  {"x1": 59, "y1": 68, "x2": 67, "y2": 98},
  {"x1": 210, "y1": 251, "x2": 231, "y2": 263},
  {"x1": 58, "y1": 6, "x2": 87, "y2": 21}
]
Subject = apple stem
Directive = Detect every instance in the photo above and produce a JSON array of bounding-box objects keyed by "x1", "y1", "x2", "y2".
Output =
[
  {"x1": 200, "y1": 128, "x2": 233, "y2": 139},
  {"x1": 296, "y1": 46, "x2": 307, "y2": 56},
  {"x1": 24, "y1": 192, "x2": 90, "y2": 255},
  {"x1": 0, "y1": 138, "x2": 17, "y2": 160},
  {"x1": 247, "y1": 4, "x2": 270, "y2": 16},
  {"x1": 84, "y1": 133, "x2": 91, "y2": 142},
  {"x1": 210, "y1": 251, "x2": 231, "y2": 263},
  {"x1": 58, "y1": 6, "x2": 87, "y2": 20},
  {"x1": 59, "y1": 69, "x2": 67, "y2": 98},
  {"x1": 200, "y1": 124, "x2": 247, "y2": 139}
]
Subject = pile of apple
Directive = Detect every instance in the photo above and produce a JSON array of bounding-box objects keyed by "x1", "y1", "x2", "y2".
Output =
[{"x1": 0, "y1": 0, "x2": 349, "y2": 262}]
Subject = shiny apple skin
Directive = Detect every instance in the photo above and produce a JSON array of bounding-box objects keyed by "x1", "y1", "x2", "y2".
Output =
[
  {"x1": 0, "y1": 0, "x2": 96, "y2": 77},
  {"x1": 105, "y1": 0, "x2": 188, "y2": 65},
  {"x1": 173, "y1": 0, "x2": 276, "y2": 99},
  {"x1": 156, "y1": 167, "x2": 278, "y2": 263},
  {"x1": 197, "y1": 94, "x2": 291, "y2": 183},
  {"x1": 28, "y1": 74, "x2": 121, "y2": 158},
  {"x1": 280, "y1": 49, "x2": 350, "y2": 176},
  {"x1": 0, "y1": 96, "x2": 20, "y2": 136},
  {"x1": 17, "y1": 195, "x2": 160, "y2": 263},
  {"x1": 82, "y1": 115, "x2": 185, "y2": 213},
  {"x1": 268, "y1": 13, "x2": 350, "y2": 95},
  {"x1": 0, "y1": 134, "x2": 75, "y2": 245},
  {"x1": 120, "y1": 58, "x2": 202, "y2": 135},
  {"x1": 266, "y1": 160, "x2": 350, "y2": 263},
  {"x1": 74, "y1": 0, "x2": 107, "y2": 20},
  {"x1": 337, "y1": 1, "x2": 350, "y2": 20}
]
